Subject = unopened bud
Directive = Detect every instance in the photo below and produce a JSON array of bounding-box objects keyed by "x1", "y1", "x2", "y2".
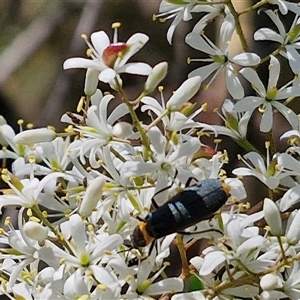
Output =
[
  {"x1": 84, "y1": 68, "x2": 100, "y2": 96},
  {"x1": 79, "y1": 176, "x2": 106, "y2": 218},
  {"x1": 112, "y1": 122, "x2": 132, "y2": 138},
  {"x1": 260, "y1": 274, "x2": 282, "y2": 290},
  {"x1": 23, "y1": 221, "x2": 48, "y2": 241},
  {"x1": 14, "y1": 128, "x2": 56, "y2": 145},
  {"x1": 167, "y1": 76, "x2": 201, "y2": 111},
  {"x1": 144, "y1": 62, "x2": 168, "y2": 94}
]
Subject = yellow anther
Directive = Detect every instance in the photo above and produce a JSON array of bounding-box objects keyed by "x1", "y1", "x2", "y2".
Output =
[{"x1": 112, "y1": 22, "x2": 121, "y2": 29}]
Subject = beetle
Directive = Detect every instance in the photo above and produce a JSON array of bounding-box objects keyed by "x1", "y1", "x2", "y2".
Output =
[{"x1": 131, "y1": 178, "x2": 231, "y2": 249}]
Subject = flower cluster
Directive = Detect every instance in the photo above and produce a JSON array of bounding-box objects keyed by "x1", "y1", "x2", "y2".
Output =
[{"x1": 1, "y1": 1, "x2": 300, "y2": 299}]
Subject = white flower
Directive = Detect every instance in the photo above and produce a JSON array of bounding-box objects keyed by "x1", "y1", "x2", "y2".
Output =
[
  {"x1": 48, "y1": 214, "x2": 124, "y2": 294},
  {"x1": 186, "y1": 12, "x2": 260, "y2": 99},
  {"x1": 11, "y1": 137, "x2": 83, "y2": 178},
  {"x1": 155, "y1": 0, "x2": 199, "y2": 44},
  {"x1": 209, "y1": 99, "x2": 251, "y2": 142},
  {"x1": 233, "y1": 149, "x2": 297, "y2": 190},
  {"x1": 254, "y1": 10, "x2": 300, "y2": 74},
  {"x1": 267, "y1": 0, "x2": 300, "y2": 15},
  {"x1": 260, "y1": 210, "x2": 300, "y2": 299},
  {"x1": 0, "y1": 172, "x2": 74, "y2": 214},
  {"x1": 63, "y1": 24, "x2": 151, "y2": 87},
  {"x1": 125, "y1": 257, "x2": 183, "y2": 298},
  {"x1": 121, "y1": 126, "x2": 201, "y2": 205},
  {"x1": 0, "y1": 209, "x2": 53, "y2": 287},
  {"x1": 234, "y1": 55, "x2": 300, "y2": 132},
  {"x1": 189, "y1": 212, "x2": 265, "y2": 298},
  {"x1": 199, "y1": 212, "x2": 266, "y2": 274},
  {"x1": 62, "y1": 90, "x2": 131, "y2": 167},
  {"x1": 191, "y1": 2, "x2": 226, "y2": 34},
  {"x1": 156, "y1": 0, "x2": 226, "y2": 44},
  {"x1": 141, "y1": 84, "x2": 207, "y2": 133}
]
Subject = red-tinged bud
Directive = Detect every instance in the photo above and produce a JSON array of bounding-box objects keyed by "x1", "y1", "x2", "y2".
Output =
[{"x1": 102, "y1": 43, "x2": 128, "y2": 67}]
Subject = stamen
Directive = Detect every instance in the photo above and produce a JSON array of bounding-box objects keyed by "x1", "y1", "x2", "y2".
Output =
[
  {"x1": 112, "y1": 22, "x2": 121, "y2": 29},
  {"x1": 112, "y1": 22, "x2": 121, "y2": 43},
  {"x1": 81, "y1": 34, "x2": 88, "y2": 40}
]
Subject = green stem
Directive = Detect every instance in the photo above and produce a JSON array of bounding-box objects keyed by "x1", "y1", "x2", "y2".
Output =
[
  {"x1": 258, "y1": 46, "x2": 285, "y2": 67},
  {"x1": 176, "y1": 234, "x2": 190, "y2": 278},
  {"x1": 283, "y1": 96, "x2": 297, "y2": 106},
  {"x1": 208, "y1": 272, "x2": 257, "y2": 298},
  {"x1": 146, "y1": 109, "x2": 170, "y2": 131},
  {"x1": 114, "y1": 79, "x2": 153, "y2": 161},
  {"x1": 84, "y1": 95, "x2": 91, "y2": 112},
  {"x1": 277, "y1": 236, "x2": 288, "y2": 263},
  {"x1": 234, "y1": 138, "x2": 261, "y2": 154},
  {"x1": 268, "y1": 130, "x2": 277, "y2": 157},
  {"x1": 31, "y1": 204, "x2": 73, "y2": 254},
  {"x1": 226, "y1": 0, "x2": 249, "y2": 52},
  {"x1": 239, "y1": 0, "x2": 268, "y2": 15}
]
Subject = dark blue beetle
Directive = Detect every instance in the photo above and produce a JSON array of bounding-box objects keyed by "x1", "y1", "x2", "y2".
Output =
[{"x1": 131, "y1": 179, "x2": 231, "y2": 248}]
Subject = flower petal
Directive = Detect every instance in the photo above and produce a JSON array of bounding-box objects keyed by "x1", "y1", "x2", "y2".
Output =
[
  {"x1": 225, "y1": 65, "x2": 244, "y2": 99},
  {"x1": 254, "y1": 28, "x2": 284, "y2": 43},
  {"x1": 144, "y1": 278, "x2": 184, "y2": 295},
  {"x1": 260, "y1": 102, "x2": 273, "y2": 132},
  {"x1": 200, "y1": 251, "x2": 226, "y2": 276},
  {"x1": 268, "y1": 55, "x2": 280, "y2": 89},
  {"x1": 279, "y1": 185, "x2": 300, "y2": 211},
  {"x1": 231, "y1": 52, "x2": 261, "y2": 66},
  {"x1": 188, "y1": 62, "x2": 219, "y2": 81},
  {"x1": 118, "y1": 62, "x2": 152, "y2": 75},
  {"x1": 98, "y1": 68, "x2": 116, "y2": 82},
  {"x1": 90, "y1": 30, "x2": 110, "y2": 55},
  {"x1": 240, "y1": 68, "x2": 266, "y2": 97},
  {"x1": 63, "y1": 57, "x2": 105, "y2": 70},
  {"x1": 185, "y1": 32, "x2": 217, "y2": 55},
  {"x1": 286, "y1": 45, "x2": 300, "y2": 74}
]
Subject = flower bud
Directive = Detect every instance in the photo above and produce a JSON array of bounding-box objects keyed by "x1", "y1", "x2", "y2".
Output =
[
  {"x1": 14, "y1": 128, "x2": 56, "y2": 145},
  {"x1": 23, "y1": 221, "x2": 48, "y2": 241},
  {"x1": 144, "y1": 62, "x2": 168, "y2": 93},
  {"x1": 79, "y1": 176, "x2": 106, "y2": 218},
  {"x1": 166, "y1": 76, "x2": 201, "y2": 111},
  {"x1": 263, "y1": 198, "x2": 282, "y2": 236},
  {"x1": 112, "y1": 122, "x2": 132, "y2": 138},
  {"x1": 260, "y1": 274, "x2": 282, "y2": 290},
  {"x1": 84, "y1": 68, "x2": 100, "y2": 96}
]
